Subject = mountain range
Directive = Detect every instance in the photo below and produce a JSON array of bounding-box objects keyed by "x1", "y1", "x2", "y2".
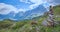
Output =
[{"x1": 0, "y1": 4, "x2": 47, "y2": 20}]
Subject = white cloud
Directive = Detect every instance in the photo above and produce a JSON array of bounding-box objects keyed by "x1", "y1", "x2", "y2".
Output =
[
  {"x1": 29, "y1": 0, "x2": 44, "y2": 4},
  {"x1": 0, "y1": 3, "x2": 27, "y2": 15},
  {"x1": 29, "y1": 0, "x2": 46, "y2": 9},
  {"x1": 20, "y1": 0, "x2": 60, "y2": 12},
  {"x1": 45, "y1": 0, "x2": 60, "y2": 5},
  {"x1": 0, "y1": 3, "x2": 18, "y2": 14},
  {"x1": 43, "y1": 0, "x2": 60, "y2": 9},
  {"x1": 18, "y1": 8, "x2": 28, "y2": 12},
  {"x1": 20, "y1": 0, "x2": 31, "y2": 4},
  {"x1": 19, "y1": 0, "x2": 55, "y2": 11},
  {"x1": 20, "y1": 0, "x2": 46, "y2": 9},
  {"x1": 29, "y1": 0, "x2": 60, "y2": 9}
]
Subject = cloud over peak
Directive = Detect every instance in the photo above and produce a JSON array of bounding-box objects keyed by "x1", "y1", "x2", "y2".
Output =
[
  {"x1": 0, "y1": 3, "x2": 18, "y2": 14},
  {"x1": 0, "y1": 3, "x2": 27, "y2": 15}
]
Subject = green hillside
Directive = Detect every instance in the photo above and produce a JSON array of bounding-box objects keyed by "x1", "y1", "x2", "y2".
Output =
[
  {"x1": 0, "y1": 5, "x2": 60, "y2": 32},
  {"x1": 53, "y1": 5, "x2": 60, "y2": 21}
]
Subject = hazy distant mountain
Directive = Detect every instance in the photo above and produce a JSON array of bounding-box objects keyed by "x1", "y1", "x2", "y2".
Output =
[
  {"x1": 0, "y1": 4, "x2": 47, "y2": 20},
  {"x1": 12, "y1": 4, "x2": 47, "y2": 20},
  {"x1": 24, "y1": 5, "x2": 47, "y2": 19}
]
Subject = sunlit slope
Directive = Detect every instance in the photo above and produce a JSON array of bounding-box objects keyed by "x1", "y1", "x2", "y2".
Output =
[
  {"x1": 53, "y1": 5, "x2": 60, "y2": 21},
  {"x1": 53, "y1": 5, "x2": 60, "y2": 15}
]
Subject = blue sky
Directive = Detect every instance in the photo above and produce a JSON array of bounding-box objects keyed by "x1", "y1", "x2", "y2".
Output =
[
  {"x1": 0, "y1": 0, "x2": 32, "y2": 9},
  {"x1": 0, "y1": 0, "x2": 48, "y2": 14},
  {"x1": 0, "y1": 0, "x2": 60, "y2": 20}
]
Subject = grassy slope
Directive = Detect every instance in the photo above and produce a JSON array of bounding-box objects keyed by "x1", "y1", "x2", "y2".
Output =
[
  {"x1": 53, "y1": 5, "x2": 60, "y2": 21},
  {"x1": 0, "y1": 5, "x2": 60, "y2": 32}
]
